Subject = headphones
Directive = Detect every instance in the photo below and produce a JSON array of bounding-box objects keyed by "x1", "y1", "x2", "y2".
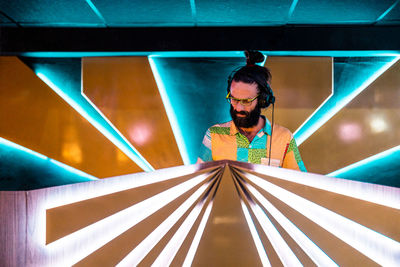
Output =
[{"x1": 226, "y1": 67, "x2": 275, "y2": 109}]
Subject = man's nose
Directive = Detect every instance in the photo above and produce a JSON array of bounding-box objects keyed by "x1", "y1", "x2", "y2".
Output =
[{"x1": 234, "y1": 102, "x2": 245, "y2": 111}]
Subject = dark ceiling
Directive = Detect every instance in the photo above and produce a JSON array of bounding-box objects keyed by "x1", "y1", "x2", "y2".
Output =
[{"x1": 1, "y1": 0, "x2": 400, "y2": 27}]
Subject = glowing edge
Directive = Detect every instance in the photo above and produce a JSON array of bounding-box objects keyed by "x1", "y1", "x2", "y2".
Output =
[
  {"x1": 46, "y1": 172, "x2": 212, "y2": 266},
  {"x1": 117, "y1": 180, "x2": 211, "y2": 266},
  {"x1": 246, "y1": 183, "x2": 338, "y2": 266},
  {"x1": 152, "y1": 196, "x2": 208, "y2": 266},
  {"x1": 182, "y1": 201, "x2": 213, "y2": 267},
  {"x1": 81, "y1": 92, "x2": 153, "y2": 170},
  {"x1": 245, "y1": 200, "x2": 302, "y2": 266},
  {"x1": 245, "y1": 172, "x2": 400, "y2": 266},
  {"x1": 36, "y1": 72, "x2": 154, "y2": 171},
  {"x1": 240, "y1": 201, "x2": 272, "y2": 267},
  {"x1": 294, "y1": 56, "x2": 400, "y2": 145},
  {"x1": 0, "y1": 137, "x2": 96, "y2": 180},
  {"x1": 44, "y1": 164, "x2": 205, "y2": 210},
  {"x1": 328, "y1": 145, "x2": 400, "y2": 177},
  {"x1": 248, "y1": 164, "x2": 400, "y2": 210},
  {"x1": 148, "y1": 56, "x2": 190, "y2": 165}
]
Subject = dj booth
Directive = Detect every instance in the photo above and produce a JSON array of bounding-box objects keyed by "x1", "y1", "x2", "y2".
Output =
[{"x1": 1, "y1": 160, "x2": 399, "y2": 266}]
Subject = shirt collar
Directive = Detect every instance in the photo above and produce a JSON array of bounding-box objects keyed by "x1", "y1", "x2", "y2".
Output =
[{"x1": 229, "y1": 115, "x2": 272, "y2": 136}]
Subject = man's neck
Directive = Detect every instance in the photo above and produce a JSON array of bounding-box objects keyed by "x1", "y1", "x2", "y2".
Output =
[{"x1": 238, "y1": 116, "x2": 265, "y2": 143}]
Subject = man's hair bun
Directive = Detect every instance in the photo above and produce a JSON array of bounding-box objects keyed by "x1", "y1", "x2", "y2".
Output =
[{"x1": 245, "y1": 50, "x2": 265, "y2": 66}]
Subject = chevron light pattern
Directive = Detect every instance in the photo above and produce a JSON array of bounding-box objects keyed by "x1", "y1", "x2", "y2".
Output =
[{"x1": 3, "y1": 160, "x2": 396, "y2": 266}]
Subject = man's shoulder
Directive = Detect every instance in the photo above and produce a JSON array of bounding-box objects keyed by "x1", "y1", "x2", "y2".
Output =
[
  {"x1": 272, "y1": 123, "x2": 294, "y2": 139},
  {"x1": 207, "y1": 121, "x2": 232, "y2": 135}
]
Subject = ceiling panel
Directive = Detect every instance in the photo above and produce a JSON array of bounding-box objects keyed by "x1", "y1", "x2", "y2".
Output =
[
  {"x1": 290, "y1": 0, "x2": 395, "y2": 24},
  {"x1": 0, "y1": 12, "x2": 15, "y2": 25},
  {"x1": 0, "y1": 0, "x2": 102, "y2": 26},
  {"x1": 196, "y1": 0, "x2": 292, "y2": 26},
  {"x1": 92, "y1": 0, "x2": 193, "y2": 26}
]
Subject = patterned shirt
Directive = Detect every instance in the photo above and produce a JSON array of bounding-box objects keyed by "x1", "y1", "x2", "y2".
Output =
[{"x1": 198, "y1": 117, "x2": 307, "y2": 172}]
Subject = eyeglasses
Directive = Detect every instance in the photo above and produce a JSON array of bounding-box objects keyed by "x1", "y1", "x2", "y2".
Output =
[{"x1": 226, "y1": 92, "x2": 259, "y2": 106}]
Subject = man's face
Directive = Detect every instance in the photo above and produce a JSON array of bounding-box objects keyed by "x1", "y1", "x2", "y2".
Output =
[{"x1": 229, "y1": 81, "x2": 261, "y2": 128}]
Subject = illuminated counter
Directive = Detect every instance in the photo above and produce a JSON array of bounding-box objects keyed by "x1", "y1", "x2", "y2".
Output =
[{"x1": 1, "y1": 160, "x2": 399, "y2": 266}]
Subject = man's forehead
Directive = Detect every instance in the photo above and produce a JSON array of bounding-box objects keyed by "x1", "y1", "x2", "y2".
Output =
[{"x1": 230, "y1": 81, "x2": 258, "y2": 97}]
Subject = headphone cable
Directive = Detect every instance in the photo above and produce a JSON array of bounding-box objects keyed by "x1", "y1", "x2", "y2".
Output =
[{"x1": 268, "y1": 103, "x2": 274, "y2": 166}]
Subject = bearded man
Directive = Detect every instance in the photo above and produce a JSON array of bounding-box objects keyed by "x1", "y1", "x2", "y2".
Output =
[{"x1": 197, "y1": 51, "x2": 306, "y2": 172}]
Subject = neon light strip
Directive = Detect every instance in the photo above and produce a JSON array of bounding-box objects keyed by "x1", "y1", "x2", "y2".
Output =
[
  {"x1": 43, "y1": 165, "x2": 212, "y2": 209},
  {"x1": 0, "y1": 137, "x2": 96, "y2": 180},
  {"x1": 248, "y1": 164, "x2": 400, "y2": 210},
  {"x1": 182, "y1": 201, "x2": 213, "y2": 267},
  {"x1": 84, "y1": 0, "x2": 107, "y2": 24},
  {"x1": 288, "y1": 0, "x2": 299, "y2": 18},
  {"x1": 245, "y1": 200, "x2": 302, "y2": 266},
  {"x1": 36, "y1": 72, "x2": 154, "y2": 172},
  {"x1": 376, "y1": 0, "x2": 400, "y2": 21},
  {"x1": 80, "y1": 92, "x2": 153, "y2": 170},
  {"x1": 246, "y1": 183, "x2": 338, "y2": 266},
  {"x1": 46, "y1": 173, "x2": 212, "y2": 266},
  {"x1": 152, "y1": 198, "x2": 208, "y2": 266},
  {"x1": 48, "y1": 159, "x2": 96, "y2": 180},
  {"x1": 240, "y1": 201, "x2": 272, "y2": 267},
  {"x1": 0, "y1": 137, "x2": 47, "y2": 160},
  {"x1": 117, "y1": 181, "x2": 211, "y2": 266},
  {"x1": 245, "y1": 173, "x2": 400, "y2": 266},
  {"x1": 21, "y1": 51, "x2": 400, "y2": 58},
  {"x1": 294, "y1": 56, "x2": 400, "y2": 145},
  {"x1": 328, "y1": 145, "x2": 400, "y2": 177},
  {"x1": 148, "y1": 57, "x2": 190, "y2": 165}
]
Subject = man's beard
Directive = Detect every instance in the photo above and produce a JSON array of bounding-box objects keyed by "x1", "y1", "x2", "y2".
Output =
[{"x1": 230, "y1": 103, "x2": 261, "y2": 129}]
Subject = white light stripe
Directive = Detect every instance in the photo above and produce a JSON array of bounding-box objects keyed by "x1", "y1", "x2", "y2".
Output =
[
  {"x1": 152, "y1": 198, "x2": 208, "y2": 266},
  {"x1": 245, "y1": 173, "x2": 400, "y2": 266},
  {"x1": 46, "y1": 173, "x2": 212, "y2": 266},
  {"x1": 248, "y1": 164, "x2": 400, "y2": 210},
  {"x1": 148, "y1": 57, "x2": 190, "y2": 165},
  {"x1": 43, "y1": 164, "x2": 207, "y2": 209},
  {"x1": 246, "y1": 183, "x2": 338, "y2": 266},
  {"x1": 117, "y1": 181, "x2": 212, "y2": 267},
  {"x1": 246, "y1": 201, "x2": 302, "y2": 266},
  {"x1": 240, "y1": 201, "x2": 272, "y2": 267},
  {"x1": 328, "y1": 145, "x2": 400, "y2": 177},
  {"x1": 182, "y1": 201, "x2": 213, "y2": 267}
]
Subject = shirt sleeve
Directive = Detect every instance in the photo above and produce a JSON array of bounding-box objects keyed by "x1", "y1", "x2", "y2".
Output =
[
  {"x1": 197, "y1": 129, "x2": 213, "y2": 162},
  {"x1": 282, "y1": 137, "x2": 307, "y2": 172}
]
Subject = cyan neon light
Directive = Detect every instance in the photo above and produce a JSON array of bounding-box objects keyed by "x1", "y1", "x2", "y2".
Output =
[
  {"x1": 148, "y1": 56, "x2": 190, "y2": 165},
  {"x1": 376, "y1": 0, "x2": 400, "y2": 21},
  {"x1": 328, "y1": 145, "x2": 400, "y2": 178},
  {"x1": 84, "y1": 0, "x2": 107, "y2": 24},
  {"x1": 0, "y1": 137, "x2": 97, "y2": 180},
  {"x1": 288, "y1": 0, "x2": 299, "y2": 18},
  {"x1": 294, "y1": 56, "x2": 400, "y2": 145},
  {"x1": 36, "y1": 71, "x2": 154, "y2": 172},
  {"x1": 0, "y1": 137, "x2": 47, "y2": 160},
  {"x1": 21, "y1": 51, "x2": 400, "y2": 58}
]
